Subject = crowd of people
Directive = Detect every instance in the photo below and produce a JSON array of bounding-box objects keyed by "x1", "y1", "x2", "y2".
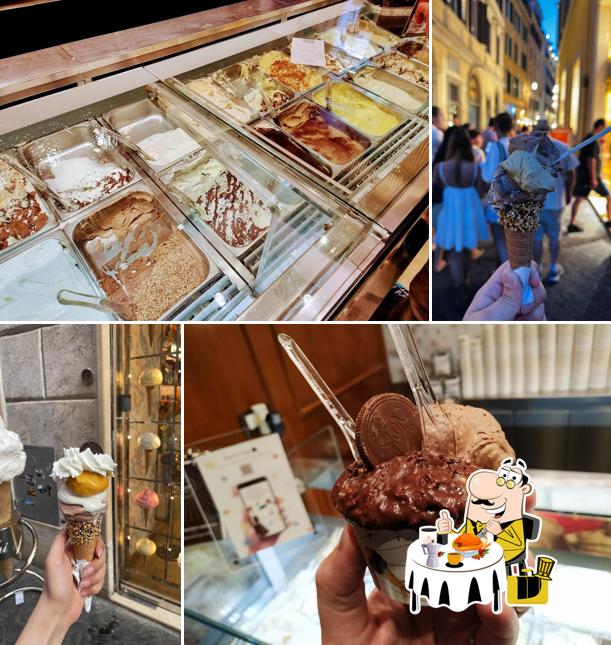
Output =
[{"x1": 432, "y1": 107, "x2": 610, "y2": 321}]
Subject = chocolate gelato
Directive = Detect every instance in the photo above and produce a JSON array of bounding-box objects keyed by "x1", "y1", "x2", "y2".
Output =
[
  {"x1": 253, "y1": 125, "x2": 333, "y2": 177},
  {"x1": 73, "y1": 191, "x2": 209, "y2": 319},
  {"x1": 332, "y1": 452, "x2": 475, "y2": 530},
  {"x1": 276, "y1": 101, "x2": 370, "y2": 165},
  {"x1": 0, "y1": 158, "x2": 49, "y2": 251}
]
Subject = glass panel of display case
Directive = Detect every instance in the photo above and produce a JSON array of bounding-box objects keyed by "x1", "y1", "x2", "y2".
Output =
[
  {"x1": 183, "y1": 426, "x2": 370, "y2": 643},
  {"x1": 114, "y1": 324, "x2": 181, "y2": 609},
  {"x1": 145, "y1": 0, "x2": 429, "y2": 232}
]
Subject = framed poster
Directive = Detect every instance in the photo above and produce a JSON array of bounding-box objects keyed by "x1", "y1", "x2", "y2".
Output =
[{"x1": 196, "y1": 434, "x2": 313, "y2": 558}]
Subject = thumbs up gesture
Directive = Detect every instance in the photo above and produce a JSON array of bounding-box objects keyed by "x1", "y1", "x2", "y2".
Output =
[{"x1": 436, "y1": 509, "x2": 454, "y2": 533}]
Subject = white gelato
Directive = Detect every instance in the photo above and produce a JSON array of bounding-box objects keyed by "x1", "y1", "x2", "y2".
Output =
[
  {"x1": 186, "y1": 77, "x2": 252, "y2": 123},
  {"x1": 46, "y1": 156, "x2": 134, "y2": 209},
  {"x1": 138, "y1": 433, "x2": 161, "y2": 451},
  {"x1": 137, "y1": 128, "x2": 199, "y2": 168},
  {"x1": 57, "y1": 482, "x2": 108, "y2": 516},
  {"x1": 0, "y1": 416, "x2": 26, "y2": 482},
  {"x1": 52, "y1": 447, "x2": 116, "y2": 481}
]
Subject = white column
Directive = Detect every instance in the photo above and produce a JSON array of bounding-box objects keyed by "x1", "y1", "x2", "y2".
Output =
[
  {"x1": 556, "y1": 324, "x2": 574, "y2": 392},
  {"x1": 589, "y1": 325, "x2": 611, "y2": 390},
  {"x1": 510, "y1": 325, "x2": 525, "y2": 395},
  {"x1": 498, "y1": 325, "x2": 511, "y2": 397},
  {"x1": 572, "y1": 325, "x2": 594, "y2": 391},
  {"x1": 472, "y1": 337, "x2": 485, "y2": 398},
  {"x1": 539, "y1": 325, "x2": 557, "y2": 393},
  {"x1": 459, "y1": 335, "x2": 474, "y2": 399},
  {"x1": 483, "y1": 326, "x2": 498, "y2": 397},
  {"x1": 524, "y1": 325, "x2": 540, "y2": 394}
]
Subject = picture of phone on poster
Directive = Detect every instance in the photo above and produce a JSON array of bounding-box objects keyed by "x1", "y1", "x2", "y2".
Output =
[{"x1": 196, "y1": 434, "x2": 313, "y2": 558}]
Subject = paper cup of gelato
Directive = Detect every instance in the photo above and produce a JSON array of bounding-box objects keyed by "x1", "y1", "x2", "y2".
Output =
[{"x1": 333, "y1": 450, "x2": 474, "y2": 605}]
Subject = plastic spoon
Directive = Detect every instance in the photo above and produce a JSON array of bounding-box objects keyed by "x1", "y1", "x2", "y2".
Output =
[
  {"x1": 0, "y1": 153, "x2": 77, "y2": 212},
  {"x1": 388, "y1": 325, "x2": 457, "y2": 455},
  {"x1": 278, "y1": 333, "x2": 359, "y2": 459},
  {"x1": 554, "y1": 126, "x2": 611, "y2": 164}
]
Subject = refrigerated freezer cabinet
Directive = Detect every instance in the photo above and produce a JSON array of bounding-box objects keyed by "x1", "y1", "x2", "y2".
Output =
[{"x1": 0, "y1": 2, "x2": 428, "y2": 321}]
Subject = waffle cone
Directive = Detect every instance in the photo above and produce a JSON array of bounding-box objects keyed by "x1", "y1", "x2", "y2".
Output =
[
  {"x1": 0, "y1": 481, "x2": 13, "y2": 525},
  {"x1": 146, "y1": 386, "x2": 155, "y2": 417},
  {"x1": 144, "y1": 508, "x2": 150, "y2": 525},
  {"x1": 73, "y1": 539, "x2": 97, "y2": 562},
  {"x1": 145, "y1": 449, "x2": 155, "y2": 472},
  {"x1": 0, "y1": 558, "x2": 13, "y2": 580},
  {"x1": 67, "y1": 517, "x2": 102, "y2": 562},
  {"x1": 504, "y1": 227, "x2": 535, "y2": 270}
]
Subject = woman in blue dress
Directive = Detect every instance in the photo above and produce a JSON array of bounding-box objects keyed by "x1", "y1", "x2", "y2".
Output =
[{"x1": 434, "y1": 128, "x2": 489, "y2": 299}]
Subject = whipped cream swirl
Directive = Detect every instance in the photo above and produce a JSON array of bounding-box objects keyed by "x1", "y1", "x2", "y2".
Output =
[
  {"x1": 0, "y1": 416, "x2": 27, "y2": 482},
  {"x1": 52, "y1": 447, "x2": 116, "y2": 481}
]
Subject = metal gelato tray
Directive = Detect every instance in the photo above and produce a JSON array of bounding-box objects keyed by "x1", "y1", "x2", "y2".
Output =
[
  {"x1": 238, "y1": 46, "x2": 330, "y2": 100},
  {"x1": 395, "y1": 38, "x2": 429, "y2": 65},
  {"x1": 272, "y1": 98, "x2": 373, "y2": 178},
  {"x1": 63, "y1": 180, "x2": 221, "y2": 321},
  {"x1": 0, "y1": 148, "x2": 59, "y2": 258},
  {"x1": 248, "y1": 119, "x2": 334, "y2": 181},
  {"x1": 17, "y1": 121, "x2": 141, "y2": 221},
  {"x1": 158, "y1": 149, "x2": 293, "y2": 260},
  {"x1": 348, "y1": 65, "x2": 428, "y2": 115},
  {"x1": 371, "y1": 51, "x2": 429, "y2": 88},
  {"x1": 171, "y1": 70, "x2": 258, "y2": 127},
  {"x1": 306, "y1": 77, "x2": 411, "y2": 143},
  {"x1": 0, "y1": 230, "x2": 116, "y2": 321},
  {"x1": 101, "y1": 99, "x2": 202, "y2": 172},
  {"x1": 352, "y1": 17, "x2": 402, "y2": 51},
  {"x1": 211, "y1": 61, "x2": 296, "y2": 116}
]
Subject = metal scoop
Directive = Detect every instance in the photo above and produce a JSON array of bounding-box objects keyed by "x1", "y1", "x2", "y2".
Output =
[{"x1": 87, "y1": 120, "x2": 155, "y2": 162}]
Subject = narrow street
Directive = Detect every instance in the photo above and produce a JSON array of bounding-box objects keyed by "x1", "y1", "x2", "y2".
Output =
[{"x1": 433, "y1": 197, "x2": 611, "y2": 320}]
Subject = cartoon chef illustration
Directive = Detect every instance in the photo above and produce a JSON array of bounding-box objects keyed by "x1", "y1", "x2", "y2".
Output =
[{"x1": 436, "y1": 458, "x2": 540, "y2": 574}]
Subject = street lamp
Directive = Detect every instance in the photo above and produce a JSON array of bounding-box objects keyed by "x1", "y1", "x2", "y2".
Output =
[{"x1": 531, "y1": 82, "x2": 539, "y2": 91}]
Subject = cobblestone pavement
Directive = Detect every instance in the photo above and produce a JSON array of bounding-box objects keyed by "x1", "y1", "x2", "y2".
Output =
[{"x1": 432, "y1": 197, "x2": 611, "y2": 321}]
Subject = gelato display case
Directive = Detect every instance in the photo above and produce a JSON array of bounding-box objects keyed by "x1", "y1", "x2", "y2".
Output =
[
  {"x1": 112, "y1": 324, "x2": 181, "y2": 611},
  {"x1": 0, "y1": 0, "x2": 428, "y2": 321}
]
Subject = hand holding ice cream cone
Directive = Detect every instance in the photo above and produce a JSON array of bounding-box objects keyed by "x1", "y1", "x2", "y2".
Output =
[
  {"x1": 489, "y1": 130, "x2": 558, "y2": 305},
  {"x1": 52, "y1": 442, "x2": 115, "y2": 610}
]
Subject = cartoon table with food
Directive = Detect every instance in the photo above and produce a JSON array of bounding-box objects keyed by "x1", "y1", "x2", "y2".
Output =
[
  {"x1": 406, "y1": 458, "x2": 556, "y2": 614},
  {"x1": 406, "y1": 529, "x2": 506, "y2": 613}
]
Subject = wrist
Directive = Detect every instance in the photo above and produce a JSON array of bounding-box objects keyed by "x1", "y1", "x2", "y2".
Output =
[{"x1": 38, "y1": 592, "x2": 73, "y2": 641}]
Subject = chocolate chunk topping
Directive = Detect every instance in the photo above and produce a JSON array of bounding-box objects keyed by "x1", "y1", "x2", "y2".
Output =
[
  {"x1": 355, "y1": 393, "x2": 422, "y2": 468},
  {"x1": 80, "y1": 441, "x2": 103, "y2": 454}
]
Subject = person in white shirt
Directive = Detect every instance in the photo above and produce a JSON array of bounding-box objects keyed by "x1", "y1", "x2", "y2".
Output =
[
  {"x1": 481, "y1": 112, "x2": 515, "y2": 264},
  {"x1": 532, "y1": 120, "x2": 579, "y2": 283},
  {"x1": 432, "y1": 106, "x2": 446, "y2": 160},
  {"x1": 469, "y1": 129, "x2": 486, "y2": 164}
]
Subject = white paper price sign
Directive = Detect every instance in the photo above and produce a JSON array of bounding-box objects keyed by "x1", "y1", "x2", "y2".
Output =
[{"x1": 290, "y1": 38, "x2": 326, "y2": 67}]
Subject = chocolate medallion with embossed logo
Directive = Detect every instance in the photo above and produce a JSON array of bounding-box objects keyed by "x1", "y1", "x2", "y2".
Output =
[{"x1": 355, "y1": 393, "x2": 422, "y2": 468}]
